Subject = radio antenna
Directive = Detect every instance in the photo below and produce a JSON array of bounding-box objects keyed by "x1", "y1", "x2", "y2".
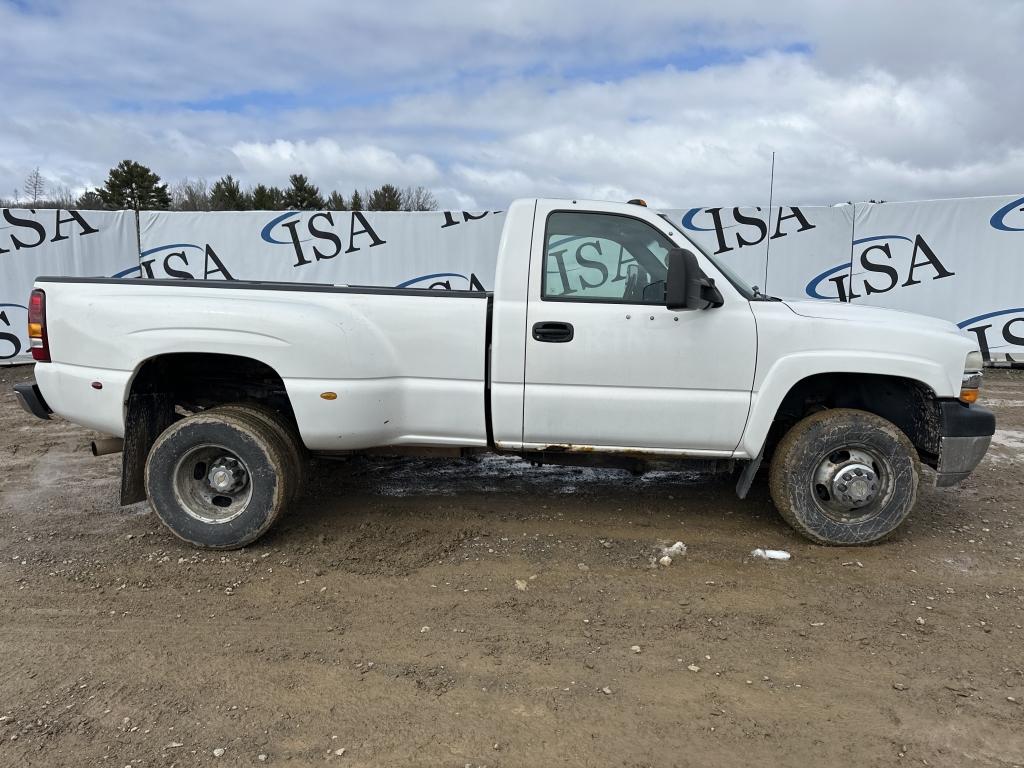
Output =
[{"x1": 763, "y1": 151, "x2": 775, "y2": 294}]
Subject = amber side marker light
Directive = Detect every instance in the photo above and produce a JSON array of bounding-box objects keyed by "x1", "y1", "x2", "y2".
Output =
[
  {"x1": 320, "y1": 392, "x2": 338, "y2": 400},
  {"x1": 959, "y1": 388, "x2": 979, "y2": 404}
]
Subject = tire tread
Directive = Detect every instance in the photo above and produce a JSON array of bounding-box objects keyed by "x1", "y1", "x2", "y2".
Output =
[{"x1": 768, "y1": 408, "x2": 920, "y2": 545}]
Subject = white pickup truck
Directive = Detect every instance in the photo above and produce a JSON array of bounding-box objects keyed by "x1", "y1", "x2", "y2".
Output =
[{"x1": 15, "y1": 198, "x2": 994, "y2": 548}]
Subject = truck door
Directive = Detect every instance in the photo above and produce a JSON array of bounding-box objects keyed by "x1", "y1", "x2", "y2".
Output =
[{"x1": 522, "y1": 201, "x2": 757, "y2": 454}]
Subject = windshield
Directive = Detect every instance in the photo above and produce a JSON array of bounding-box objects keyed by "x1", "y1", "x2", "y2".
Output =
[{"x1": 659, "y1": 214, "x2": 759, "y2": 300}]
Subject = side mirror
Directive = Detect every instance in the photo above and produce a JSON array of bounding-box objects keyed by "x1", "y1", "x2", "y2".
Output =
[{"x1": 666, "y1": 249, "x2": 723, "y2": 310}]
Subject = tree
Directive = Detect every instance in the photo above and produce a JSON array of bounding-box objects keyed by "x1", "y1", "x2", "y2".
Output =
[
  {"x1": 367, "y1": 183, "x2": 402, "y2": 211},
  {"x1": 283, "y1": 173, "x2": 325, "y2": 210},
  {"x1": 326, "y1": 190, "x2": 347, "y2": 211},
  {"x1": 170, "y1": 178, "x2": 210, "y2": 211},
  {"x1": 24, "y1": 167, "x2": 46, "y2": 206},
  {"x1": 209, "y1": 174, "x2": 248, "y2": 210},
  {"x1": 401, "y1": 185, "x2": 437, "y2": 211},
  {"x1": 76, "y1": 190, "x2": 105, "y2": 210},
  {"x1": 349, "y1": 189, "x2": 363, "y2": 211},
  {"x1": 30, "y1": 185, "x2": 77, "y2": 210},
  {"x1": 250, "y1": 184, "x2": 285, "y2": 210},
  {"x1": 97, "y1": 159, "x2": 171, "y2": 210}
]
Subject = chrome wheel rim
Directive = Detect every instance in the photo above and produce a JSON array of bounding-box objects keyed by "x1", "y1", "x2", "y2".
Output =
[
  {"x1": 810, "y1": 445, "x2": 893, "y2": 523},
  {"x1": 172, "y1": 444, "x2": 253, "y2": 524}
]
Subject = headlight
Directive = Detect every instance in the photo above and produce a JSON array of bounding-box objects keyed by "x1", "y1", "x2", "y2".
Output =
[{"x1": 960, "y1": 351, "x2": 984, "y2": 403}]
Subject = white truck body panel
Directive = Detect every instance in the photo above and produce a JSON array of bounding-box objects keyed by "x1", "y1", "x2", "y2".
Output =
[
  {"x1": 488, "y1": 199, "x2": 536, "y2": 450},
  {"x1": 520, "y1": 199, "x2": 756, "y2": 454},
  {"x1": 28, "y1": 197, "x2": 980, "y2": 464},
  {"x1": 35, "y1": 281, "x2": 489, "y2": 450},
  {"x1": 737, "y1": 300, "x2": 974, "y2": 457}
]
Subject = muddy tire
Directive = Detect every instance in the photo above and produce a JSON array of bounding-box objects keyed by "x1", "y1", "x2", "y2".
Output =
[
  {"x1": 213, "y1": 403, "x2": 306, "y2": 504},
  {"x1": 768, "y1": 408, "x2": 919, "y2": 545},
  {"x1": 145, "y1": 406, "x2": 295, "y2": 549}
]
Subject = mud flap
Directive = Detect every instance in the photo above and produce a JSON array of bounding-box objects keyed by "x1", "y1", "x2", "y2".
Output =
[
  {"x1": 120, "y1": 393, "x2": 175, "y2": 505},
  {"x1": 735, "y1": 446, "x2": 764, "y2": 500}
]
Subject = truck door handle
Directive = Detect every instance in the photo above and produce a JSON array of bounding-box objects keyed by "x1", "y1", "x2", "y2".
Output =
[{"x1": 532, "y1": 321, "x2": 574, "y2": 343}]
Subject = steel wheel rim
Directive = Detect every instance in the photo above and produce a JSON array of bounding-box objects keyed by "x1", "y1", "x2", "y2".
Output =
[
  {"x1": 810, "y1": 444, "x2": 894, "y2": 524},
  {"x1": 172, "y1": 443, "x2": 253, "y2": 524}
]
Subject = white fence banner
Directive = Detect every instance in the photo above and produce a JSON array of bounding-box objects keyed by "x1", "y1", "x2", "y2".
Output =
[
  {"x1": 666, "y1": 197, "x2": 1024, "y2": 362},
  {"x1": 138, "y1": 210, "x2": 506, "y2": 290},
  {"x1": 662, "y1": 204, "x2": 856, "y2": 300},
  {"x1": 1, "y1": 209, "x2": 138, "y2": 364},
  {"x1": 848, "y1": 196, "x2": 1024, "y2": 363},
  {"x1": 4, "y1": 195, "x2": 1021, "y2": 366}
]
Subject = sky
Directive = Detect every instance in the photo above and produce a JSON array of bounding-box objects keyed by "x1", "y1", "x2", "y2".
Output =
[{"x1": 1, "y1": 0, "x2": 1022, "y2": 209}]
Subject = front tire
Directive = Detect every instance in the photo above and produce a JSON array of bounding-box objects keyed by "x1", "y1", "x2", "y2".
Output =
[
  {"x1": 768, "y1": 408, "x2": 920, "y2": 545},
  {"x1": 145, "y1": 406, "x2": 295, "y2": 549}
]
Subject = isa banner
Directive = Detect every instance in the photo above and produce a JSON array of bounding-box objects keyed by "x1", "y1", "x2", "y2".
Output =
[
  {"x1": 1, "y1": 208, "x2": 138, "y2": 365},
  {"x1": 848, "y1": 196, "x2": 1024, "y2": 362},
  {"x1": 663, "y1": 204, "x2": 855, "y2": 300},
  {"x1": 138, "y1": 209, "x2": 506, "y2": 290}
]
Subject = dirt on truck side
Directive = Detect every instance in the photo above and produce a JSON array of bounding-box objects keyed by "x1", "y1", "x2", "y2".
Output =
[{"x1": 0, "y1": 363, "x2": 1022, "y2": 767}]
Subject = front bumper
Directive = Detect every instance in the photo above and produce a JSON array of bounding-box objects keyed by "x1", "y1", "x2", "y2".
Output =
[
  {"x1": 934, "y1": 401, "x2": 995, "y2": 487},
  {"x1": 13, "y1": 381, "x2": 52, "y2": 420}
]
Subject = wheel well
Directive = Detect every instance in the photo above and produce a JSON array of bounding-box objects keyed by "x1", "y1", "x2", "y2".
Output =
[
  {"x1": 766, "y1": 373, "x2": 942, "y2": 468},
  {"x1": 119, "y1": 353, "x2": 298, "y2": 508},
  {"x1": 129, "y1": 353, "x2": 296, "y2": 424}
]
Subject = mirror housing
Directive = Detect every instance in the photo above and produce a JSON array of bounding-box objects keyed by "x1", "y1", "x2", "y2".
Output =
[{"x1": 666, "y1": 249, "x2": 723, "y2": 310}]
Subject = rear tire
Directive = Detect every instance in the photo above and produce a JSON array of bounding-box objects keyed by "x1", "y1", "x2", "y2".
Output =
[
  {"x1": 768, "y1": 408, "x2": 919, "y2": 545},
  {"x1": 145, "y1": 407, "x2": 294, "y2": 549},
  {"x1": 213, "y1": 403, "x2": 305, "y2": 504}
]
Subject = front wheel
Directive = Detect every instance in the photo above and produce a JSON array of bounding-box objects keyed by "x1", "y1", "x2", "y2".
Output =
[
  {"x1": 768, "y1": 408, "x2": 920, "y2": 545},
  {"x1": 145, "y1": 406, "x2": 295, "y2": 549}
]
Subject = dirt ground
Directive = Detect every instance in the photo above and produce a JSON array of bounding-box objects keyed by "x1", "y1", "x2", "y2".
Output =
[{"x1": 0, "y1": 365, "x2": 1022, "y2": 768}]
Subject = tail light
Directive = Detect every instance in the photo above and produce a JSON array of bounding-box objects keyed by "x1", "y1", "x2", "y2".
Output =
[{"x1": 27, "y1": 289, "x2": 50, "y2": 362}]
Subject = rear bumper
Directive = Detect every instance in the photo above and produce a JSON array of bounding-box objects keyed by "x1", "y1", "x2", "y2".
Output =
[
  {"x1": 13, "y1": 381, "x2": 52, "y2": 420},
  {"x1": 934, "y1": 401, "x2": 995, "y2": 487}
]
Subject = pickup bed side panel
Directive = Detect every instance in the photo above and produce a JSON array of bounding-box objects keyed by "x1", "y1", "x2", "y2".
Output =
[{"x1": 34, "y1": 281, "x2": 490, "y2": 451}]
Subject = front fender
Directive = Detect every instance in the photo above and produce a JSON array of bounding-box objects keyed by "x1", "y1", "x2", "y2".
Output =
[{"x1": 737, "y1": 351, "x2": 952, "y2": 458}]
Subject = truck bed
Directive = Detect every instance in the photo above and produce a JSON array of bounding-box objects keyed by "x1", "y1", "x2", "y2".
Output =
[{"x1": 33, "y1": 277, "x2": 492, "y2": 451}]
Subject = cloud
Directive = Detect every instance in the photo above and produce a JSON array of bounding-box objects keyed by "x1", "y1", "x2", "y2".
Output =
[
  {"x1": 231, "y1": 140, "x2": 440, "y2": 192},
  {"x1": 0, "y1": 1, "x2": 1021, "y2": 208}
]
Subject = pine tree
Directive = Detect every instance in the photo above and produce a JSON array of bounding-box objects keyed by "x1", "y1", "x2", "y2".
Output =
[
  {"x1": 97, "y1": 159, "x2": 171, "y2": 210},
  {"x1": 24, "y1": 167, "x2": 46, "y2": 206},
  {"x1": 209, "y1": 174, "x2": 248, "y2": 210},
  {"x1": 367, "y1": 183, "x2": 402, "y2": 211},
  {"x1": 349, "y1": 189, "x2": 363, "y2": 211},
  {"x1": 75, "y1": 190, "x2": 105, "y2": 210},
  {"x1": 326, "y1": 190, "x2": 347, "y2": 211},
  {"x1": 250, "y1": 184, "x2": 285, "y2": 210},
  {"x1": 282, "y1": 174, "x2": 325, "y2": 210}
]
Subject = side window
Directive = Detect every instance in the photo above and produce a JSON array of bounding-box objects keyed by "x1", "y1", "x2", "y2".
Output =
[{"x1": 542, "y1": 211, "x2": 675, "y2": 303}]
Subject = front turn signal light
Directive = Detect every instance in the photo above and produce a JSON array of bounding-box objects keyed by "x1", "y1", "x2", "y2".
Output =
[{"x1": 960, "y1": 353, "x2": 983, "y2": 404}]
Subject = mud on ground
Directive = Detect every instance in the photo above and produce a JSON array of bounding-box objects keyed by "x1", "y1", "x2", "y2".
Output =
[{"x1": 1, "y1": 365, "x2": 1022, "y2": 767}]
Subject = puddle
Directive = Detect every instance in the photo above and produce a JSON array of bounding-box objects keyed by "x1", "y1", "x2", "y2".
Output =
[{"x1": 341, "y1": 454, "x2": 717, "y2": 497}]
